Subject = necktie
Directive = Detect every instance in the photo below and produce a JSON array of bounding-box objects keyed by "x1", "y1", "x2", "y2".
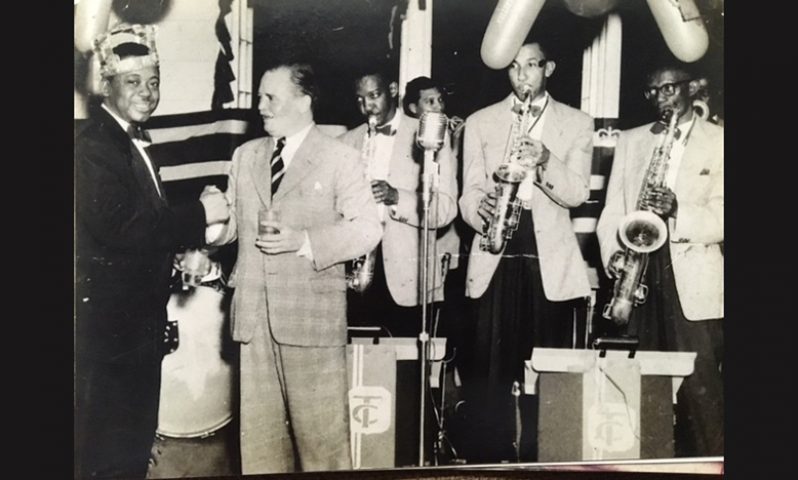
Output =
[
  {"x1": 650, "y1": 121, "x2": 682, "y2": 139},
  {"x1": 270, "y1": 137, "x2": 286, "y2": 196},
  {"x1": 127, "y1": 124, "x2": 152, "y2": 143},
  {"x1": 374, "y1": 123, "x2": 396, "y2": 136}
]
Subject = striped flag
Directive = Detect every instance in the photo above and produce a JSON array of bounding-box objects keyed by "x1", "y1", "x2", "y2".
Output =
[
  {"x1": 142, "y1": 108, "x2": 259, "y2": 274},
  {"x1": 144, "y1": 109, "x2": 259, "y2": 204},
  {"x1": 570, "y1": 117, "x2": 619, "y2": 274}
]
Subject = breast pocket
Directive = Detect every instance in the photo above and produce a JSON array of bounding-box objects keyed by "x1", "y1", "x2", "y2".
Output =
[{"x1": 300, "y1": 180, "x2": 336, "y2": 221}]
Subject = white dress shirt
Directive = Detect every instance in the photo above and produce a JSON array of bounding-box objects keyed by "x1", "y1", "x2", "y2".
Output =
[
  {"x1": 206, "y1": 122, "x2": 316, "y2": 259},
  {"x1": 101, "y1": 103, "x2": 162, "y2": 197},
  {"x1": 272, "y1": 122, "x2": 315, "y2": 260},
  {"x1": 514, "y1": 92, "x2": 550, "y2": 205},
  {"x1": 365, "y1": 110, "x2": 403, "y2": 221},
  {"x1": 274, "y1": 121, "x2": 314, "y2": 170},
  {"x1": 664, "y1": 113, "x2": 697, "y2": 190}
]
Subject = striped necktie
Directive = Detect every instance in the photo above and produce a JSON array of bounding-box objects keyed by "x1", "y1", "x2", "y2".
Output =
[{"x1": 270, "y1": 137, "x2": 286, "y2": 196}]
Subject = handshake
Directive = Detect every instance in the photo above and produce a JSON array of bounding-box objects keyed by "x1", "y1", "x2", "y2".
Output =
[{"x1": 199, "y1": 185, "x2": 230, "y2": 225}]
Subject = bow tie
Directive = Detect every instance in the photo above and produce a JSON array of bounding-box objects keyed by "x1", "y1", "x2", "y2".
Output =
[
  {"x1": 374, "y1": 123, "x2": 396, "y2": 136},
  {"x1": 127, "y1": 124, "x2": 152, "y2": 143},
  {"x1": 511, "y1": 103, "x2": 543, "y2": 117},
  {"x1": 649, "y1": 121, "x2": 681, "y2": 139}
]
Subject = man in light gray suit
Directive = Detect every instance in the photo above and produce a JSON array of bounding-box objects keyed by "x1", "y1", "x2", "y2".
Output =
[
  {"x1": 597, "y1": 61, "x2": 723, "y2": 457},
  {"x1": 209, "y1": 62, "x2": 381, "y2": 474},
  {"x1": 458, "y1": 40, "x2": 593, "y2": 462}
]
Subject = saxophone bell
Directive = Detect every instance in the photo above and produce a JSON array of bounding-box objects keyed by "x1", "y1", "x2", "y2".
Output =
[
  {"x1": 603, "y1": 106, "x2": 679, "y2": 325},
  {"x1": 617, "y1": 210, "x2": 668, "y2": 253},
  {"x1": 347, "y1": 252, "x2": 376, "y2": 293}
]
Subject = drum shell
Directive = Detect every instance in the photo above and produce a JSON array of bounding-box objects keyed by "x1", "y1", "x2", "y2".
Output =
[{"x1": 157, "y1": 286, "x2": 235, "y2": 438}]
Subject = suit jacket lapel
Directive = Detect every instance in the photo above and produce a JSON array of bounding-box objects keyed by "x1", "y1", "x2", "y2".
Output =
[
  {"x1": 249, "y1": 137, "x2": 275, "y2": 207},
  {"x1": 273, "y1": 127, "x2": 319, "y2": 201},
  {"x1": 94, "y1": 107, "x2": 165, "y2": 206},
  {"x1": 673, "y1": 118, "x2": 708, "y2": 198},
  {"x1": 128, "y1": 144, "x2": 166, "y2": 206},
  {"x1": 489, "y1": 96, "x2": 515, "y2": 175},
  {"x1": 628, "y1": 128, "x2": 660, "y2": 211},
  {"x1": 350, "y1": 124, "x2": 367, "y2": 152},
  {"x1": 541, "y1": 98, "x2": 566, "y2": 153},
  {"x1": 391, "y1": 115, "x2": 418, "y2": 173},
  {"x1": 142, "y1": 143, "x2": 168, "y2": 204}
]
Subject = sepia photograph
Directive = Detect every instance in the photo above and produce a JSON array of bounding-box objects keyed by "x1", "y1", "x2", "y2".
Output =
[{"x1": 73, "y1": 0, "x2": 724, "y2": 478}]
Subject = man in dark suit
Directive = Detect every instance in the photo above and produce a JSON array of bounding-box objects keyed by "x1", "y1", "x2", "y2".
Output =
[
  {"x1": 74, "y1": 24, "x2": 230, "y2": 479},
  {"x1": 339, "y1": 68, "x2": 458, "y2": 338},
  {"x1": 208, "y1": 62, "x2": 382, "y2": 474},
  {"x1": 458, "y1": 40, "x2": 594, "y2": 462},
  {"x1": 597, "y1": 61, "x2": 723, "y2": 456}
]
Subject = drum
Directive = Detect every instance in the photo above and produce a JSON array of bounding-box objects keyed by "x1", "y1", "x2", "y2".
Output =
[{"x1": 157, "y1": 285, "x2": 234, "y2": 438}]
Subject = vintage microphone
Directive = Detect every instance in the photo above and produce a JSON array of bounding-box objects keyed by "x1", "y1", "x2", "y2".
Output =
[{"x1": 415, "y1": 111, "x2": 447, "y2": 466}]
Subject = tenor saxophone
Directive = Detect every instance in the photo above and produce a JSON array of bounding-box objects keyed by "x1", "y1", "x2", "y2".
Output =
[
  {"x1": 479, "y1": 88, "x2": 533, "y2": 254},
  {"x1": 602, "y1": 108, "x2": 679, "y2": 325},
  {"x1": 347, "y1": 115, "x2": 379, "y2": 293}
]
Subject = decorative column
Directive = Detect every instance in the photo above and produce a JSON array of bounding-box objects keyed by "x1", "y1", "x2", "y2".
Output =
[
  {"x1": 226, "y1": 0, "x2": 253, "y2": 109},
  {"x1": 398, "y1": 0, "x2": 433, "y2": 98},
  {"x1": 572, "y1": 13, "x2": 623, "y2": 343}
]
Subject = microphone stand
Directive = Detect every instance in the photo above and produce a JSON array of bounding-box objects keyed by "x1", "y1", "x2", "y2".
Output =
[{"x1": 418, "y1": 147, "x2": 439, "y2": 467}]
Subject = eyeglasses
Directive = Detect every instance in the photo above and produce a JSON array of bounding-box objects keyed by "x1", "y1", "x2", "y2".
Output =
[
  {"x1": 644, "y1": 79, "x2": 692, "y2": 100},
  {"x1": 510, "y1": 58, "x2": 548, "y2": 70}
]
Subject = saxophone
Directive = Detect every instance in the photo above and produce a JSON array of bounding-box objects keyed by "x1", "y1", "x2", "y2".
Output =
[
  {"x1": 347, "y1": 115, "x2": 379, "y2": 293},
  {"x1": 602, "y1": 109, "x2": 679, "y2": 325},
  {"x1": 479, "y1": 88, "x2": 533, "y2": 254}
]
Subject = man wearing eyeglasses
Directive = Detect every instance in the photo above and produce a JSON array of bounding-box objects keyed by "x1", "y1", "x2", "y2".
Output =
[
  {"x1": 458, "y1": 40, "x2": 593, "y2": 462},
  {"x1": 597, "y1": 62, "x2": 723, "y2": 457}
]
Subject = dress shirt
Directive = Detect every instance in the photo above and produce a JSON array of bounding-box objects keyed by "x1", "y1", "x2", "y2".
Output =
[
  {"x1": 366, "y1": 111, "x2": 403, "y2": 221},
  {"x1": 663, "y1": 113, "x2": 697, "y2": 190},
  {"x1": 101, "y1": 103, "x2": 162, "y2": 197},
  {"x1": 513, "y1": 92, "x2": 550, "y2": 205}
]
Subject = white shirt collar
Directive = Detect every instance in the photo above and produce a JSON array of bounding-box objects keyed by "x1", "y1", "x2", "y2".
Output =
[
  {"x1": 101, "y1": 103, "x2": 132, "y2": 133},
  {"x1": 101, "y1": 104, "x2": 162, "y2": 196},
  {"x1": 101, "y1": 103, "x2": 154, "y2": 146},
  {"x1": 510, "y1": 91, "x2": 549, "y2": 109},
  {"x1": 383, "y1": 109, "x2": 403, "y2": 131},
  {"x1": 276, "y1": 121, "x2": 314, "y2": 167}
]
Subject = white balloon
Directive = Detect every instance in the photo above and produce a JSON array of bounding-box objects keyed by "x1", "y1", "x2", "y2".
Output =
[
  {"x1": 481, "y1": 0, "x2": 546, "y2": 70},
  {"x1": 647, "y1": 0, "x2": 709, "y2": 63},
  {"x1": 74, "y1": 0, "x2": 113, "y2": 53}
]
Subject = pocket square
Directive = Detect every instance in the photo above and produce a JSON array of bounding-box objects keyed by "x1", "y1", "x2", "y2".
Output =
[
  {"x1": 699, "y1": 168, "x2": 710, "y2": 175},
  {"x1": 314, "y1": 181, "x2": 323, "y2": 191}
]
